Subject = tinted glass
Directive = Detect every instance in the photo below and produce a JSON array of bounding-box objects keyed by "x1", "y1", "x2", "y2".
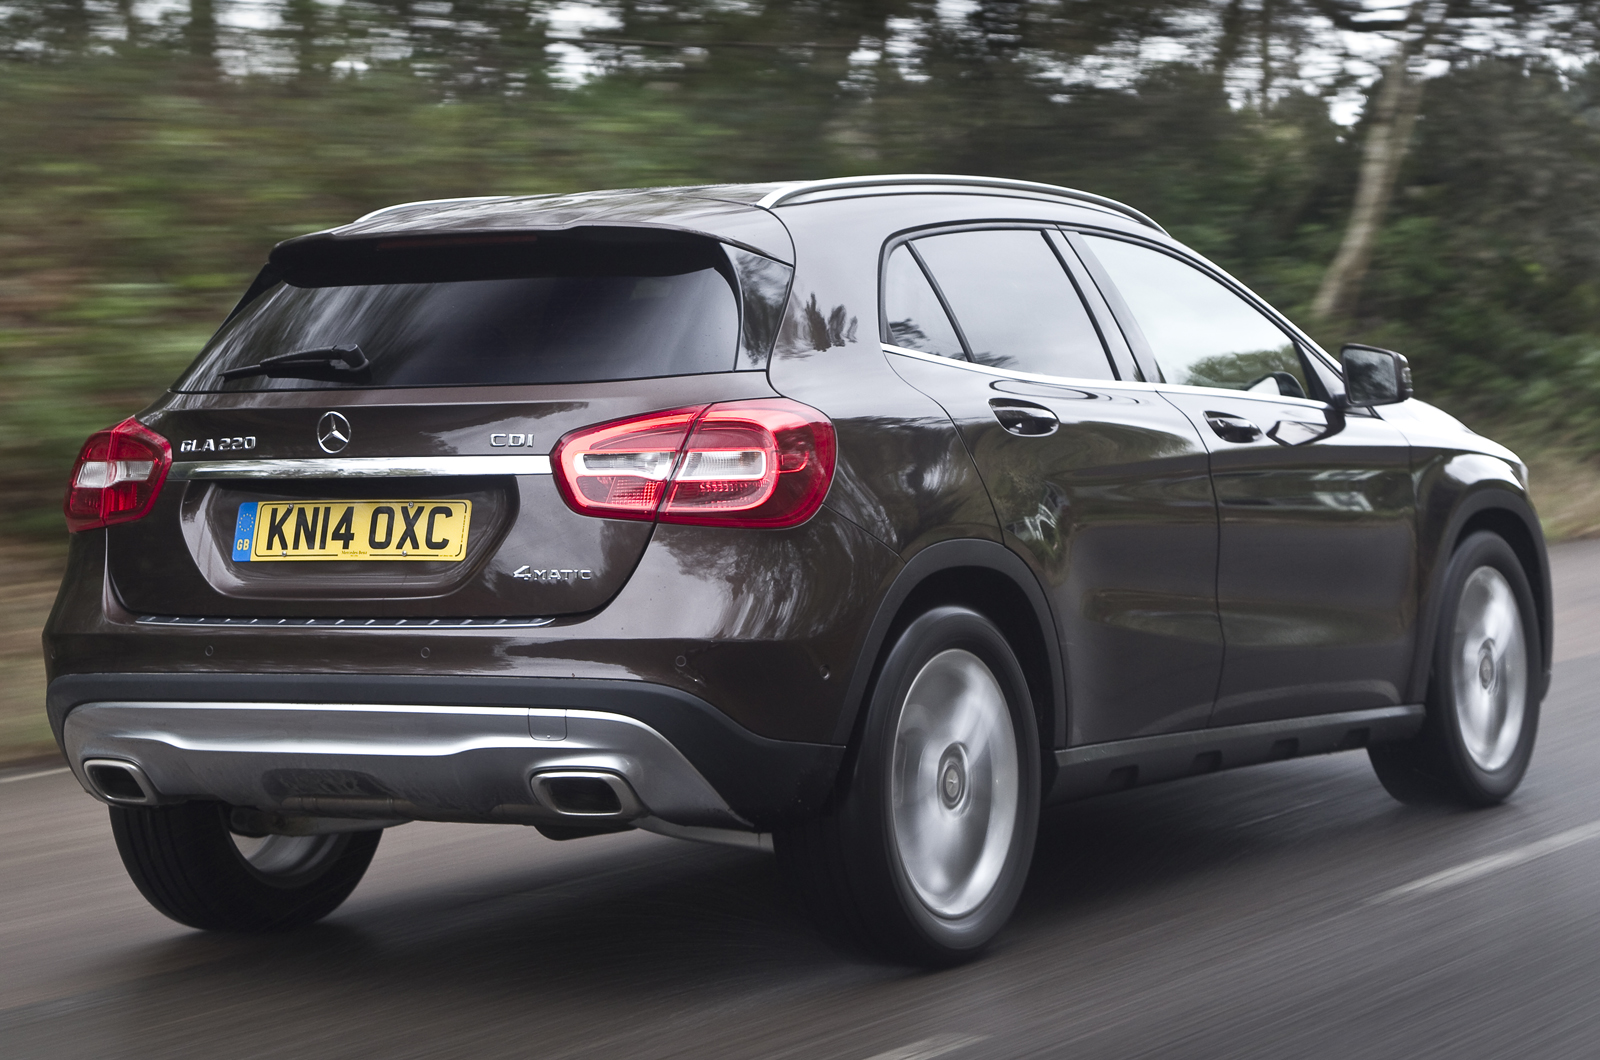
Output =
[
  {"x1": 727, "y1": 247, "x2": 792, "y2": 370},
  {"x1": 912, "y1": 229, "x2": 1113, "y2": 379},
  {"x1": 1083, "y1": 235, "x2": 1306, "y2": 395},
  {"x1": 883, "y1": 245, "x2": 964, "y2": 359},
  {"x1": 177, "y1": 240, "x2": 740, "y2": 392}
]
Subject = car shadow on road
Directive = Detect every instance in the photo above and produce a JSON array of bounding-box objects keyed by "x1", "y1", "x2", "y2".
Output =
[{"x1": 57, "y1": 750, "x2": 1484, "y2": 1047}]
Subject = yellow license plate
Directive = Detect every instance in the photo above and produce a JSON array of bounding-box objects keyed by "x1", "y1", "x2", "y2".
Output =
[{"x1": 233, "y1": 500, "x2": 472, "y2": 562}]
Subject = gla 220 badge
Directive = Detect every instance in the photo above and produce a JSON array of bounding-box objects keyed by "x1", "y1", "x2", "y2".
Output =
[{"x1": 179, "y1": 436, "x2": 256, "y2": 453}]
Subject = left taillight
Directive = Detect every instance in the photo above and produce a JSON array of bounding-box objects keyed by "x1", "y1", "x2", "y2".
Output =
[
  {"x1": 552, "y1": 399, "x2": 836, "y2": 529},
  {"x1": 64, "y1": 417, "x2": 172, "y2": 533}
]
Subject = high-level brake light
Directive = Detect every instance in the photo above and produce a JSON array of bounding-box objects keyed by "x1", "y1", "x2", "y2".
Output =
[
  {"x1": 552, "y1": 399, "x2": 836, "y2": 528},
  {"x1": 64, "y1": 417, "x2": 172, "y2": 533}
]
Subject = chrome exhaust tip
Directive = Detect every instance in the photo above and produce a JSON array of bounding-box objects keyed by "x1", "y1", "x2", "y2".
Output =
[
  {"x1": 82, "y1": 758, "x2": 160, "y2": 805},
  {"x1": 530, "y1": 771, "x2": 643, "y2": 820}
]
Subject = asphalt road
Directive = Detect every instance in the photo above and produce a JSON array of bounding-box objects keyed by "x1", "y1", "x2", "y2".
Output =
[{"x1": 3, "y1": 539, "x2": 1599, "y2": 1060}]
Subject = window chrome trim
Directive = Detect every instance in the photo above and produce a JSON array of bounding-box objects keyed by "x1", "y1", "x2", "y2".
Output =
[
  {"x1": 170, "y1": 455, "x2": 552, "y2": 481},
  {"x1": 1152, "y1": 381, "x2": 1332, "y2": 411},
  {"x1": 884, "y1": 344, "x2": 1340, "y2": 409},
  {"x1": 882, "y1": 343, "x2": 1149, "y2": 391}
]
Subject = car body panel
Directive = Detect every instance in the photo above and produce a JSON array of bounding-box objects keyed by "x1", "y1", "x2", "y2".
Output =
[
  {"x1": 1155, "y1": 385, "x2": 1419, "y2": 726},
  {"x1": 282, "y1": 187, "x2": 796, "y2": 264},
  {"x1": 118, "y1": 375, "x2": 780, "y2": 618},
  {"x1": 887, "y1": 352, "x2": 1224, "y2": 744}
]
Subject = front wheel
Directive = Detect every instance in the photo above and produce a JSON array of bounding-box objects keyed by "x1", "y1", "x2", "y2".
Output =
[
  {"x1": 109, "y1": 801, "x2": 382, "y2": 932},
  {"x1": 777, "y1": 606, "x2": 1041, "y2": 966},
  {"x1": 1369, "y1": 530, "x2": 1541, "y2": 806}
]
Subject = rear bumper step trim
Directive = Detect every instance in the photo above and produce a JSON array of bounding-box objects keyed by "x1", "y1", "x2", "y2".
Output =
[{"x1": 170, "y1": 455, "x2": 552, "y2": 480}]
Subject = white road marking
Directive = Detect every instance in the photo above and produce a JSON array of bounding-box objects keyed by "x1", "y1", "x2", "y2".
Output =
[
  {"x1": 1232, "y1": 800, "x2": 1327, "y2": 829},
  {"x1": 1371, "y1": 819, "x2": 1600, "y2": 903},
  {"x1": 864, "y1": 1034, "x2": 986, "y2": 1060},
  {"x1": 0, "y1": 766, "x2": 69, "y2": 785}
]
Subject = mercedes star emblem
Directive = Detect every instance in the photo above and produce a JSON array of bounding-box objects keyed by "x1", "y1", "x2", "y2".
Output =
[{"x1": 317, "y1": 411, "x2": 351, "y2": 454}]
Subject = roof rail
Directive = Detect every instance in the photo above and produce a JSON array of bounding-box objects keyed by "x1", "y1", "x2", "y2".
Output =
[{"x1": 755, "y1": 174, "x2": 1165, "y2": 234}]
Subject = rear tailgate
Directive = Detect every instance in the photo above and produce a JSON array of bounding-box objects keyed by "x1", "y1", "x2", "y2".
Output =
[
  {"x1": 106, "y1": 223, "x2": 791, "y2": 620},
  {"x1": 112, "y1": 376, "x2": 777, "y2": 619}
]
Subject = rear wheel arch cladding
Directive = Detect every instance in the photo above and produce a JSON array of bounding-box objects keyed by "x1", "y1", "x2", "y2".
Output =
[{"x1": 831, "y1": 541, "x2": 1065, "y2": 796}]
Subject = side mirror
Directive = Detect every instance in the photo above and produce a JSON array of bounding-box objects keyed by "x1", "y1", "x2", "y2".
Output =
[{"x1": 1339, "y1": 344, "x2": 1413, "y2": 407}]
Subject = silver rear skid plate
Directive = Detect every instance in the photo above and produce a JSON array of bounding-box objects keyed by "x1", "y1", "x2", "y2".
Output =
[{"x1": 63, "y1": 701, "x2": 752, "y2": 832}]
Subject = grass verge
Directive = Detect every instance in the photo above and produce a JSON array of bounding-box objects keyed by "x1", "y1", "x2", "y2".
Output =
[{"x1": 0, "y1": 537, "x2": 64, "y2": 765}]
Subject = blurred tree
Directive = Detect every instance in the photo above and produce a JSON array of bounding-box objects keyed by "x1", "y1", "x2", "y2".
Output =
[
  {"x1": 1312, "y1": 0, "x2": 1600, "y2": 322},
  {"x1": 114, "y1": 0, "x2": 142, "y2": 51},
  {"x1": 2, "y1": 0, "x2": 1600, "y2": 534},
  {"x1": 185, "y1": 0, "x2": 219, "y2": 76}
]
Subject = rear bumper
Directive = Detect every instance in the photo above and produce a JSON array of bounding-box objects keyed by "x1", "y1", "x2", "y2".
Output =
[{"x1": 49, "y1": 673, "x2": 844, "y2": 830}]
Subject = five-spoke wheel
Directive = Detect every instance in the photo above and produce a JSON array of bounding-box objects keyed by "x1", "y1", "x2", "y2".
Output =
[
  {"x1": 777, "y1": 606, "x2": 1040, "y2": 965},
  {"x1": 1370, "y1": 531, "x2": 1540, "y2": 806}
]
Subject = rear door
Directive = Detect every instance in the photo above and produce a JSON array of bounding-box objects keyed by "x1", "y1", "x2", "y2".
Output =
[
  {"x1": 1076, "y1": 232, "x2": 1418, "y2": 726},
  {"x1": 882, "y1": 227, "x2": 1223, "y2": 745},
  {"x1": 112, "y1": 230, "x2": 787, "y2": 620}
]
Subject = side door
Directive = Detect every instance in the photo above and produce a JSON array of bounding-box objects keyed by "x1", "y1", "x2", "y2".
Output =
[
  {"x1": 1075, "y1": 232, "x2": 1418, "y2": 727},
  {"x1": 881, "y1": 226, "x2": 1222, "y2": 745}
]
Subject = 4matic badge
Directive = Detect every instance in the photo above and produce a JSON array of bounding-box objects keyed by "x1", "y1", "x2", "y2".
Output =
[{"x1": 513, "y1": 566, "x2": 594, "y2": 583}]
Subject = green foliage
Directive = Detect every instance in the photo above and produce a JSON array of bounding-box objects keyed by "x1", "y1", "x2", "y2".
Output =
[{"x1": 2, "y1": 3, "x2": 1600, "y2": 536}]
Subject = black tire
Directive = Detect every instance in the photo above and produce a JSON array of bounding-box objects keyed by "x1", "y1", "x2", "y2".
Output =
[
  {"x1": 109, "y1": 801, "x2": 382, "y2": 932},
  {"x1": 776, "y1": 606, "x2": 1041, "y2": 966},
  {"x1": 1369, "y1": 531, "x2": 1541, "y2": 807}
]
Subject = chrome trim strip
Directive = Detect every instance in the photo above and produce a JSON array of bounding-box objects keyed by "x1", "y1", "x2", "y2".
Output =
[
  {"x1": 885, "y1": 344, "x2": 1340, "y2": 412},
  {"x1": 883, "y1": 343, "x2": 1158, "y2": 392},
  {"x1": 63, "y1": 701, "x2": 750, "y2": 830},
  {"x1": 1152, "y1": 381, "x2": 1331, "y2": 411},
  {"x1": 133, "y1": 614, "x2": 556, "y2": 629},
  {"x1": 170, "y1": 455, "x2": 552, "y2": 480},
  {"x1": 758, "y1": 174, "x2": 1166, "y2": 233}
]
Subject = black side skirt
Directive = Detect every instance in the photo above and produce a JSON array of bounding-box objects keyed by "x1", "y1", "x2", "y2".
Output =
[{"x1": 1049, "y1": 705, "x2": 1425, "y2": 803}]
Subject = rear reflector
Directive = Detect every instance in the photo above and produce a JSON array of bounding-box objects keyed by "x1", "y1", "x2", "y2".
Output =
[
  {"x1": 552, "y1": 399, "x2": 835, "y2": 528},
  {"x1": 64, "y1": 417, "x2": 172, "y2": 533}
]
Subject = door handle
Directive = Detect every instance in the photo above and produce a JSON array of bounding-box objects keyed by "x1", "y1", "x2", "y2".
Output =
[
  {"x1": 990, "y1": 400, "x2": 1059, "y2": 437},
  {"x1": 1204, "y1": 411, "x2": 1263, "y2": 443}
]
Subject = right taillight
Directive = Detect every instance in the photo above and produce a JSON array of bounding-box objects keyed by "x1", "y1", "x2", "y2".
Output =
[
  {"x1": 552, "y1": 399, "x2": 835, "y2": 529},
  {"x1": 64, "y1": 417, "x2": 173, "y2": 533}
]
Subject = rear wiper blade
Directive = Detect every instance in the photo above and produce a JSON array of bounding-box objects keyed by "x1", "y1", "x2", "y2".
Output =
[{"x1": 220, "y1": 344, "x2": 371, "y2": 382}]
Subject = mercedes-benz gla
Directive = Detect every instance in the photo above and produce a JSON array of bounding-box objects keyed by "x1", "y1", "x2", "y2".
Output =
[{"x1": 44, "y1": 175, "x2": 1550, "y2": 963}]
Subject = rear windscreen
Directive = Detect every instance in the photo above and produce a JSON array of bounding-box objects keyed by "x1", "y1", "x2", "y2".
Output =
[{"x1": 175, "y1": 233, "x2": 743, "y2": 392}]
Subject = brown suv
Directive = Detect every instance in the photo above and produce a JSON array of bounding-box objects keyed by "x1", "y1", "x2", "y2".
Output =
[{"x1": 45, "y1": 176, "x2": 1550, "y2": 964}]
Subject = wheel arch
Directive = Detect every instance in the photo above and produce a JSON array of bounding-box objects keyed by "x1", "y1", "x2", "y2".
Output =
[
  {"x1": 832, "y1": 539, "x2": 1066, "y2": 761},
  {"x1": 1410, "y1": 487, "x2": 1552, "y2": 704}
]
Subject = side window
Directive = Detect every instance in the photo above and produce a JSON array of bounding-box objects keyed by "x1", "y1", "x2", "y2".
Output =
[
  {"x1": 883, "y1": 245, "x2": 964, "y2": 359},
  {"x1": 1082, "y1": 234, "x2": 1308, "y2": 397},
  {"x1": 912, "y1": 229, "x2": 1115, "y2": 380}
]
